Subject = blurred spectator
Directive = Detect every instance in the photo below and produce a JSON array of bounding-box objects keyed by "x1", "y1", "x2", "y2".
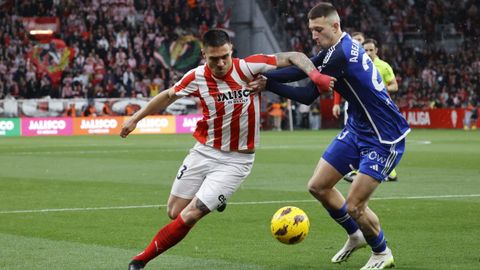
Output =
[
  {"x1": 0, "y1": 0, "x2": 230, "y2": 103},
  {"x1": 65, "y1": 103, "x2": 77, "y2": 117},
  {"x1": 268, "y1": 102, "x2": 284, "y2": 131},
  {"x1": 0, "y1": 0, "x2": 478, "y2": 118},
  {"x1": 298, "y1": 103, "x2": 310, "y2": 129},
  {"x1": 464, "y1": 100, "x2": 478, "y2": 130},
  {"x1": 83, "y1": 103, "x2": 97, "y2": 117},
  {"x1": 269, "y1": 0, "x2": 479, "y2": 111}
]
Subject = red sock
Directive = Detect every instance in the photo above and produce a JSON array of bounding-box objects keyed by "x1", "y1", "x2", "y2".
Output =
[{"x1": 133, "y1": 215, "x2": 193, "y2": 264}]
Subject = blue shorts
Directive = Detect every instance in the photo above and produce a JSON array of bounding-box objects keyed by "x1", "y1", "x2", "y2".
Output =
[{"x1": 322, "y1": 129, "x2": 405, "y2": 182}]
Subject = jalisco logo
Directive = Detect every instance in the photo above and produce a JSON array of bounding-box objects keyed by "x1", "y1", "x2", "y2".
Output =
[
  {"x1": 80, "y1": 119, "x2": 118, "y2": 129},
  {"x1": 182, "y1": 117, "x2": 202, "y2": 128},
  {"x1": 137, "y1": 118, "x2": 170, "y2": 129},
  {"x1": 28, "y1": 120, "x2": 66, "y2": 130},
  {"x1": 216, "y1": 89, "x2": 250, "y2": 103},
  {"x1": 0, "y1": 121, "x2": 15, "y2": 131}
]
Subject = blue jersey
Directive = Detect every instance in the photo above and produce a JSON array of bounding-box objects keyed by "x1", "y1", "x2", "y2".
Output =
[{"x1": 265, "y1": 33, "x2": 410, "y2": 144}]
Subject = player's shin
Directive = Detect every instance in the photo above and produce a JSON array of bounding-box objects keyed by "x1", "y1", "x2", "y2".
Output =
[
  {"x1": 365, "y1": 229, "x2": 387, "y2": 253},
  {"x1": 327, "y1": 203, "x2": 360, "y2": 235},
  {"x1": 132, "y1": 215, "x2": 193, "y2": 265},
  {"x1": 329, "y1": 203, "x2": 367, "y2": 263}
]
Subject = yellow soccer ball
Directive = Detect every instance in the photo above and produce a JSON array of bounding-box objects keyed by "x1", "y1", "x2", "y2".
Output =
[{"x1": 271, "y1": 206, "x2": 310, "y2": 244}]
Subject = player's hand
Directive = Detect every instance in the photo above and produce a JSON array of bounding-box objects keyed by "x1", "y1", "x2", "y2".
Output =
[
  {"x1": 308, "y1": 70, "x2": 336, "y2": 93},
  {"x1": 247, "y1": 75, "x2": 267, "y2": 95},
  {"x1": 332, "y1": 104, "x2": 341, "y2": 119},
  {"x1": 120, "y1": 118, "x2": 137, "y2": 138}
]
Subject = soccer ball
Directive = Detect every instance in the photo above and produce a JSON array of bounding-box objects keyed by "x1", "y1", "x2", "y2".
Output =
[{"x1": 270, "y1": 206, "x2": 310, "y2": 245}]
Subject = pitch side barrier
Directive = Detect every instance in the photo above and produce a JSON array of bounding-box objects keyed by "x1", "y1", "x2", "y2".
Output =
[
  {"x1": 0, "y1": 115, "x2": 202, "y2": 137},
  {"x1": 0, "y1": 97, "x2": 203, "y2": 137},
  {"x1": 0, "y1": 96, "x2": 475, "y2": 136},
  {"x1": 400, "y1": 108, "x2": 478, "y2": 129},
  {"x1": 319, "y1": 99, "x2": 475, "y2": 129},
  {"x1": 1, "y1": 108, "x2": 476, "y2": 137}
]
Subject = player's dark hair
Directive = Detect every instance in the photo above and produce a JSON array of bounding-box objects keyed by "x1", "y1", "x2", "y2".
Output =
[
  {"x1": 308, "y1": 2, "x2": 338, "y2": 20},
  {"x1": 202, "y1": 29, "x2": 231, "y2": 48},
  {"x1": 363, "y1": 38, "x2": 378, "y2": 47},
  {"x1": 352, "y1": 32, "x2": 365, "y2": 39}
]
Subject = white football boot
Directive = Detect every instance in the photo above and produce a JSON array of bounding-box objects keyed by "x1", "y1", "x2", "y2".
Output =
[
  {"x1": 360, "y1": 247, "x2": 395, "y2": 269},
  {"x1": 331, "y1": 230, "x2": 368, "y2": 263}
]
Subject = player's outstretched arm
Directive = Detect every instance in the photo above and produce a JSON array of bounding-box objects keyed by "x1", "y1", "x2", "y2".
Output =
[
  {"x1": 274, "y1": 52, "x2": 335, "y2": 92},
  {"x1": 120, "y1": 88, "x2": 180, "y2": 138},
  {"x1": 267, "y1": 79, "x2": 320, "y2": 105},
  {"x1": 264, "y1": 54, "x2": 323, "y2": 83}
]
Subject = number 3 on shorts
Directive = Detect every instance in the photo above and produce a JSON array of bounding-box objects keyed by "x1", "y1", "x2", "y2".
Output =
[{"x1": 176, "y1": 165, "x2": 187, "y2": 179}]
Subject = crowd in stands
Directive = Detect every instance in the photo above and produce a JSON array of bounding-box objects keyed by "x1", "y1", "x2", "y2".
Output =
[
  {"x1": 1, "y1": 0, "x2": 479, "y2": 115},
  {"x1": 275, "y1": 0, "x2": 375, "y2": 57},
  {"x1": 272, "y1": 0, "x2": 479, "y2": 110},
  {"x1": 371, "y1": 0, "x2": 479, "y2": 110},
  {"x1": 0, "y1": 0, "x2": 228, "y2": 101}
]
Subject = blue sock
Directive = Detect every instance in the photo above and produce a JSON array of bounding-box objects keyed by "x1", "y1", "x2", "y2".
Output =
[
  {"x1": 366, "y1": 230, "x2": 387, "y2": 253},
  {"x1": 327, "y1": 204, "x2": 359, "y2": 235}
]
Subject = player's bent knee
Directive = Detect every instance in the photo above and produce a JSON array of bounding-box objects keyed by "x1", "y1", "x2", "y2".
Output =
[
  {"x1": 167, "y1": 202, "x2": 188, "y2": 220},
  {"x1": 179, "y1": 198, "x2": 211, "y2": 225},
  {"x1": 167, "y1": 195, "x2": 192, "y2": 219},
  {"x1": 167, "y1": 207, "x2": 180, "y2": 220},
  {"x1": 307, "y1": 178, "x2": 321, "y2": 192},
  {"x1": 307, "y1": 179, "x2": 329, "y2": 198}
]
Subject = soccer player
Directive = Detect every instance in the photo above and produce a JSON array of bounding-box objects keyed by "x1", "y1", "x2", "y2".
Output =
[
  {"x1": 249, "y1": 3, "x2": 409, "y2": 269},
  {"x1": 464, "y1": 100, "x2": 479, "y2": 130},
  {"x1": 363, "y1": 39, "x2": 398, "y2": 93},
  {"x1": 343, "y1": 38, "x2": 400, "y2": 182},
  {"x1": 120, "y1": 29, "x2": 334, "y2": 270},
  {"x1": 351, "y1": 31, "x2": 365, "y2": 43}
]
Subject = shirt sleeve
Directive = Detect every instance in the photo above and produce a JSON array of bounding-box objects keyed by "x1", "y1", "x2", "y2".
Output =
[
  {"x1": 382, "y1": 63, "x2": 395, "y2": 84},
  {"x1": 320, "y1": 46, "x2": 346, "y2": 78},
  {"x1": 266, "y1": 79, "x2": 320, "y2": 105},
  {"x1": 173, "y1": 68, "x2": 197, "y2": 97},
  {"x1": 240, "y1": 54, "x2": 277, "y2": 79}
]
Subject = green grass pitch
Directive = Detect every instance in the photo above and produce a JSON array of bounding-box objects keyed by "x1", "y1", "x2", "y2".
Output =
[{"x1": 1, "y1": 130, "x2": 479, "y2": 269}]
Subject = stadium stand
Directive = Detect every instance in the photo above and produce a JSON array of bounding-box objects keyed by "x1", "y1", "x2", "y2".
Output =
[
  {"x1": 0, "y1": 0, "x2": 478, "y2": 116},
  {"x1": 265, "y1": 0, "x2": 479, "y2": 110},
  {"x1": 0, "y1": 0, "x2": 230, "y2": 101}
]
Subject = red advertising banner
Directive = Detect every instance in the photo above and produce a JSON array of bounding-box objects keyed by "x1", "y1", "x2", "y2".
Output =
[
  {"x1": 400, "y1": 108, "x2": 467, "y2": 129},
  {"x1": 73, "y1": 117, "x2": 123, "y2": 135},
  {"x1": 129, "y1": 115, "x2": 176, "y2": 134}
]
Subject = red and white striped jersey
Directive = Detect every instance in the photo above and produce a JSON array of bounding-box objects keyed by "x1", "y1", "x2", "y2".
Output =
[{"x1": 174, "y1": 54, "x2": 277, "y2": 151}]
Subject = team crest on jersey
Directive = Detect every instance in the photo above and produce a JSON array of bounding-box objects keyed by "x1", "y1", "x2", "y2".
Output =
[{"x1": 217, "y1": 89, "x2": 250, "y2": 104}]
